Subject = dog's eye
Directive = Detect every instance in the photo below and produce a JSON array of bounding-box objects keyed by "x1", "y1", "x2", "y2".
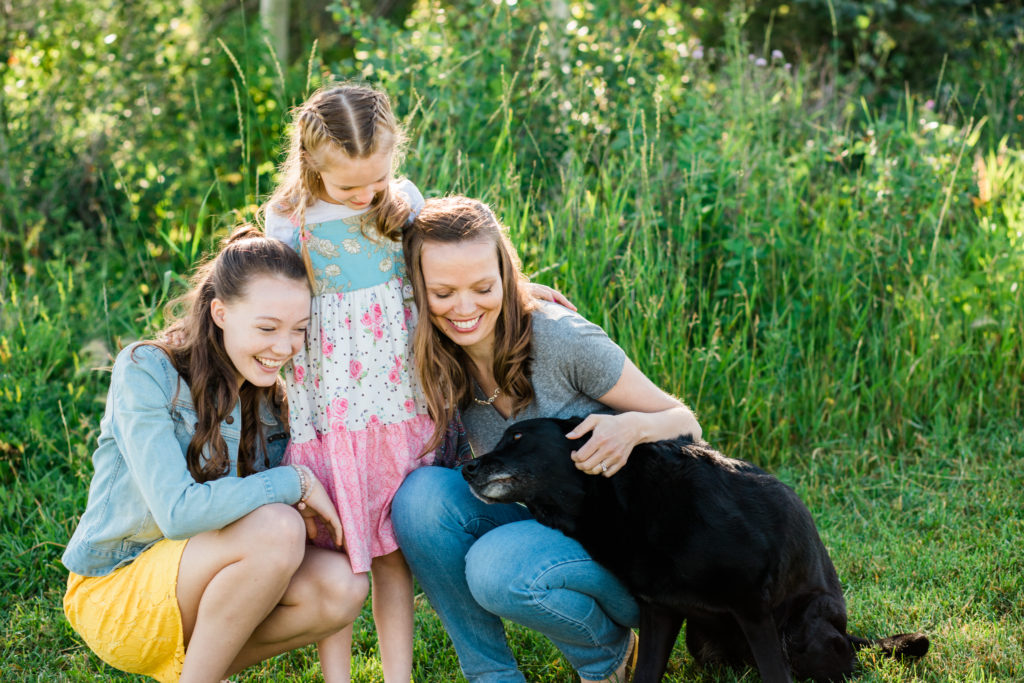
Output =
[{"x1": 513, "y1": 433, "x2": 522, "y2": 441}]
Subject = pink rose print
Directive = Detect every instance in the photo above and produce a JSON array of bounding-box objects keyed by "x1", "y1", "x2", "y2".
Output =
[
  {"x1": 327, "y1": 397, "x2": 349, "y2": 432},
  {"x1": 320, "y1": 329, "x2": 334, "y2": 358},
  {"x1": 404, "y1": 399, "x2": 415, "y2": 413},
  {"x1": 349, "y1": 359, "x2": 368, "y2": 384},
  {"x1": 361, "y1": 303, "x2": 386, "y2": 343},
  {"x1": 344, "y1": 316, "x2": 351, "y2": 329},
  {"x1": 368, "y1": 414, "x2": 381, "y2": 428},
  {"x1": 388, "y1": 367, "x2": 401, "y2": 384},
  {"x1": 293, "y1": 364, "x2": 305, "y2": 383}
]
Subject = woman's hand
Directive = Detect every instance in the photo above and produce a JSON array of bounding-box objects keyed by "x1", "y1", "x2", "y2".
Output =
[
  {"x1": 295, "y1": 468, "x2": 344, "y2": 548},
  {"x1": 566, "y1": 413, "x2": 640, "y2": 477},
  {"x1": 527, "y1": 282, "x2": 577, "y2": 311}
]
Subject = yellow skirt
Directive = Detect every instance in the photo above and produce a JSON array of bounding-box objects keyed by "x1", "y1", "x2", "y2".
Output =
[{"x1": 64, "y1": 538, "x2": 188, "y2": 683}]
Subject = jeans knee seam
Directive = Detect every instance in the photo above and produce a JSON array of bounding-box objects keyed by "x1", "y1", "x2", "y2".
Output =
[{"x1": 527, "y1": 558, "x2": 617, "y2": 649}]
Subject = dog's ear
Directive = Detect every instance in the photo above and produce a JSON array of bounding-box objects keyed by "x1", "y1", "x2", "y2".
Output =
[{"x1": 552, "y1": 416, "x2": 586, "y2": 435}]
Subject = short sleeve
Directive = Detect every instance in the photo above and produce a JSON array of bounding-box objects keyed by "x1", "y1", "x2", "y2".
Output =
[
  {"x1": 534, "y1": 303, "x2": 627, "y2": 401},
  {"x1": 264, "y1": 208, "x2": 299, "y2": 248},
  {"x1": 395, "y1": 178, "x2": 425, "y2": 222}
]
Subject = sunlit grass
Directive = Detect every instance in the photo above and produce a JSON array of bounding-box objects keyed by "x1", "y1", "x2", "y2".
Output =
[{"x1": 2, "y1": 1, "x2": 1023, "y2": 681}]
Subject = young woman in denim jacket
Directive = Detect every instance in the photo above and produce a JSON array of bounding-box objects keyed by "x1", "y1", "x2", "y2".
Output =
[{"x1": 62, "y1": 227, "x2": 368, "y2": 683}]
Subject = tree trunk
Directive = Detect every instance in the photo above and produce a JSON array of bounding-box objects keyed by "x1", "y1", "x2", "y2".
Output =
[{"x1": 260, "y1": 0, "x2": 290, "y2": 63}]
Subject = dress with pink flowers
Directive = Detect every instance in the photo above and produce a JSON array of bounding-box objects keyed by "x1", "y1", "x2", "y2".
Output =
[{"x1": 265, "y1": 180, "x2": 434, "y2": 573}]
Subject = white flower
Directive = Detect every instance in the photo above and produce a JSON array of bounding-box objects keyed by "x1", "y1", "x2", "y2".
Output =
[
  {"x1": 324, "y1": 264, "x2": 342, "y2": 277},
  {"x1": 343, "y1": 239, "x2": 361, "y2": 254},
  {"x1": 379, "y1": 258, "x2": 393, "y2": 272}
]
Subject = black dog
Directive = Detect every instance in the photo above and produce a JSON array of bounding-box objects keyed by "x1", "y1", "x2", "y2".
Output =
[{"x1": 462, "y1": 417, "x2": 928, "y2": 683}]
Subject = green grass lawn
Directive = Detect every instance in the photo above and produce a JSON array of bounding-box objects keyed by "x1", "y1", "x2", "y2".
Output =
[{"x1": 2, "y1": 1, "x2": 1023, "y2": 681}]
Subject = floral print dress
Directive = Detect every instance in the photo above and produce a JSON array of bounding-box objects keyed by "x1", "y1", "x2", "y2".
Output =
[{"x1": 266, "y1": 182, "x2": 434, "y2": 573}]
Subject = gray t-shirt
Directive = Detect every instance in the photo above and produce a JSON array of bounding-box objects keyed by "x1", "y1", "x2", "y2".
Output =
[{"x1": 462, "y1": 302, "x2": 627, "y2": 456}]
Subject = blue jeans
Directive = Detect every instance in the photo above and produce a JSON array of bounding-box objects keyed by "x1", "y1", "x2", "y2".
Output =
[{"x1": 392, "y1": 466, "x2": 638, "y2": 682}]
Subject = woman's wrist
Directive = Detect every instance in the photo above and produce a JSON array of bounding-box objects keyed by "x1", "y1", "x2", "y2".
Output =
[{"x1": 291, "y1": 464, "x2": 313, "y2": 502}]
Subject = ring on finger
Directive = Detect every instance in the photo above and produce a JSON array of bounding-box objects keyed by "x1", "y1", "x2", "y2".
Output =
[{"x1": 600, "y1": 463, "x2": 608, "y2": 472}]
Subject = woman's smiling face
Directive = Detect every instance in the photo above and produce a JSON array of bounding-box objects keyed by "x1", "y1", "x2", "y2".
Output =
[
  {"x1": 420, "y1": 239, "x2": 504, "y2": 357},
  {"x1": 211, "y1": 274, "x2": 311, "y2": 387}
]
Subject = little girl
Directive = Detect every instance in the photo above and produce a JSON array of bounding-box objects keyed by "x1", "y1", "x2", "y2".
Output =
[
  {"x1": 262, "y1": 83, "x2": 427, "y2": 682},
  {"x1": 264, "y1": 83, "x2": 572, "y2": 681}
]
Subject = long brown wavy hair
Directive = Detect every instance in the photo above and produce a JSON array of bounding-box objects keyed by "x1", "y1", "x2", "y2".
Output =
[
  {"x1": 261, "y1": 82, "x2": 411, "y2": 246},
  {"x1": 141, "y1": 226, "x2": 309, "y2": 482},
  {"x1": 403, "y1": 196, "x2": 535, "y2": 454}
]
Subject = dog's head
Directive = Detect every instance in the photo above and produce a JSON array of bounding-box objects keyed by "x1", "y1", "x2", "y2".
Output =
[
  {"x1": 462, "y1": 417, "x2": 590, "y2": 533},
  {"x1": 785, "y1": 594, "x2": 856, "y2": 682}
]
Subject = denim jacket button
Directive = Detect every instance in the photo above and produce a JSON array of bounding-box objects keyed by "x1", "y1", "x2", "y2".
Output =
[{"x1": 225, "y1": 415, "x2": 235, "y2": 425}]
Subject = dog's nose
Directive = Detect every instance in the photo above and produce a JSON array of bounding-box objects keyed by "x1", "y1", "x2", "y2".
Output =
[{"x1": 462, "y1": 460, "x2": 479, "y2": 476}]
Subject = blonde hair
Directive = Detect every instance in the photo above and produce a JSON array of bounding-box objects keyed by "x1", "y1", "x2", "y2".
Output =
[
  {"x1": 403, "y1": 196, "x2": 535, "y2": 454},
  {"x1": 263, "y1": 83, "x2": 410, "y2": 243}
]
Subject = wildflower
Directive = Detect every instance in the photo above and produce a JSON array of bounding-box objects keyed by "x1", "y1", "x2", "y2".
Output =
[
  {"x1": 771, "y1": 49, "x2": 784, "y2": 61},
  {"x1": 693, "y1": 47, "x2": 704, "y2": 60},
  {"x1": 755, "y1": 57, "x2": 767, "y2": 67}
]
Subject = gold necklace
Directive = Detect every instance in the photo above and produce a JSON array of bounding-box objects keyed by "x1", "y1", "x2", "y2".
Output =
[{"x1": 473, "y1": 386, "x2": 501, "y2": 406}]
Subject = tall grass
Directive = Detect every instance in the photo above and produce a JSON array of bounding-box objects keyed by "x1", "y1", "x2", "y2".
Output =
[{"x1": 1, "y1": 1, "x2": 1022, "y2": 680}]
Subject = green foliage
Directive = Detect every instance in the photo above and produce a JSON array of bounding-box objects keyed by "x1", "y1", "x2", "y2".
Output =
[{"x1": 2, "y1": 0, "x2": 1024, "y2": 680}]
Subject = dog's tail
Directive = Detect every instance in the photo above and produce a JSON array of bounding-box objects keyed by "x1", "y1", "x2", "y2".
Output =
[{"x1": 848, "y1": 632, "x2": 929, "y2": 660}]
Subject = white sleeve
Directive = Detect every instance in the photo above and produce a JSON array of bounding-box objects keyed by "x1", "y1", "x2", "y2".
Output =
[
  {"x1": 264, "y1": 209, "x2": 299, "y2": 248},
  {"x1": 395, "y1": 178, "x2": 425, "y2": 221}
]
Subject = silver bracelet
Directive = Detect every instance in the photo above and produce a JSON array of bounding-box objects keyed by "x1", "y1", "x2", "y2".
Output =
[{"x1": 292, "y1": 464, "x2": 310, "y2": 502}]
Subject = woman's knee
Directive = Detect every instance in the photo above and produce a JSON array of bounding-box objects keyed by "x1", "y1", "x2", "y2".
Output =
[
  {"x1": 235, "y1": 503, "x2": 306, "y2": 570},
  {"x1": 464, "y1": 524, "x2": 539, "y2": 613},
  {"x1": 305, "y1": 553, "x2": 369, "y2": 628},
  {"x1": 392, "y1": 467, "x2": 456, "y2": 539}
]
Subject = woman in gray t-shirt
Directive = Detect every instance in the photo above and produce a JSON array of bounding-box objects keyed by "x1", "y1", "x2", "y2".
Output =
[{"x1": 392, "y1": 196, "x2": 702, "y2": 682}]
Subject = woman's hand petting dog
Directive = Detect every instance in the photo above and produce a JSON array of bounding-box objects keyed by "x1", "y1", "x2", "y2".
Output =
[{"x1": 566, "y1": 413, "x2": 640, "y2": 477}]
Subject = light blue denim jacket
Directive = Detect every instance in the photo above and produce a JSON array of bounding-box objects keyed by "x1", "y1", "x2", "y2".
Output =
[{"x1": 62, "y1": 343, "x2": 303, "y2": 576}]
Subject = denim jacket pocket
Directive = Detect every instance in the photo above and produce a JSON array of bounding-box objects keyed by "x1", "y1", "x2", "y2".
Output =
[{"x1": 259, "y1": 402, "x2": 289, "y2": 468}]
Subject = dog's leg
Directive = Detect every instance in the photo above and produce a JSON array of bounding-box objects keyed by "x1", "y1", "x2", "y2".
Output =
[
  {"x1": 735, "y1": 613, "x2": 793, "y2": 683},
  {"x1": 632, "y1": 602, "x2": 683, "y2": 683}
]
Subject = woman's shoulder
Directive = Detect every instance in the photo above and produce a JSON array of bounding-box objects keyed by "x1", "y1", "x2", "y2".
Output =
[
  {"x1": 112, "y1": 343, "x2": 182, "y2": 393},
  {"x1": 530, "y1": 301, "x2": 604, "y2": 337}
]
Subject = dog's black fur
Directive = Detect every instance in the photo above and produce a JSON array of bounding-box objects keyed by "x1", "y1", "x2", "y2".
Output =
[{"x1": 462, "y1": 417, "x2": 928, "y2": 683}]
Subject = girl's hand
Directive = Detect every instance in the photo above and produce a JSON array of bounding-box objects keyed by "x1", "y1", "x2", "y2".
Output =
[
  {"x1": 296, "y1": 469, "x2": 344, "y2": 548},
  {"x1": 527, "y1": 282, "x2": 576, "y2": 311},
  {"x1": 566, "y1": 413, "x2": 639, "y2": 477}
]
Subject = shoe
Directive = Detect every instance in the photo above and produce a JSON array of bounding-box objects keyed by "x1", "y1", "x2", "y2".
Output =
[{"x1": 622, "y1": 630, "x2": 639, "y2": 682}]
